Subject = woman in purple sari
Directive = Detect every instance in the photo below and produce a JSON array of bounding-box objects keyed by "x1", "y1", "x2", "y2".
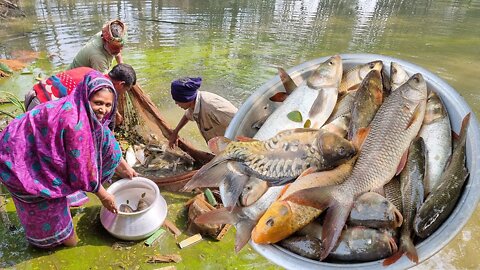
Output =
[{"x1": 0, "y1": 70, "x2": 121, "y2": 248}]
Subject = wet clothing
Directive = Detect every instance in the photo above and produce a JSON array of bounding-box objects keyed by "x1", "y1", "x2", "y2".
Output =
[
  {"x1": 68, "y1": 32, "x2": 115, "y2": 73},
  {"x1": 184, "y1": 91, "x2": 237, "y2": 142},
  {"x1": 25, "y1": 67, "x2": 94, "y2": 110},
  {"x1": 0, "y1": 71, "x2": 121, "y2": 248}
]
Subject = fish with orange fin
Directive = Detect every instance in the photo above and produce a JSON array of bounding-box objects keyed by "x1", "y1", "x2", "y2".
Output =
[
  {"x1": 269, "y1": 67, "x2": 298, "y2": 102},
  {"x1": 194, "y1": 185, "x2": 284, "y2": 252},
  {"x1": 285, "y1": 73, "x2": 427, "y2": 261},
  {"x1": 184, "y1": 128, "x2": 356, "y2": 208},
  {"x1": 251, "y1": 155, "x2": 358, "y2": 245},
  {"x1": 348, "y1": 69, "x2": 384, "y2": 141},
  {"x1": 383, "y1": 136, "x2": 426, "y2": 266}
]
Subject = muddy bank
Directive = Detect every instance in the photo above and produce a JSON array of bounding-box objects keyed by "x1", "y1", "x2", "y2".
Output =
[{"x1": 0, "y1": 0, "x2": 25, "y2": 19}]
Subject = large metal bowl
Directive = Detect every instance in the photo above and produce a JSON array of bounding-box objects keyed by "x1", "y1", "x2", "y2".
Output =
[
  {"x1": 100, "y1": 177, "x2": 168, "y2": 241},
  {"x1": 225, "y1": 53, "x2": 480, "y2": 269}
]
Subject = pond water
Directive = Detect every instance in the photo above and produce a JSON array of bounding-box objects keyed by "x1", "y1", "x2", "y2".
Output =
[{"x1": 1, "y1": 0, "x2": 480, "y2": 269}]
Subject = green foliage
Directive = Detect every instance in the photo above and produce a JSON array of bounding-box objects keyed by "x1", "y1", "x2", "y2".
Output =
[{"x1": 0, "y1": 91, "x2": 25, "y2": 119}]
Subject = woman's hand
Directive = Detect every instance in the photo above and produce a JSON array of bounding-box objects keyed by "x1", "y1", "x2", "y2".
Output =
[
  {"x1": 96, "y1": 185, "x2": 118, "y2": 214},
  {"x1": 115, "y1": 157, "x2": 138, "y2": 179}
]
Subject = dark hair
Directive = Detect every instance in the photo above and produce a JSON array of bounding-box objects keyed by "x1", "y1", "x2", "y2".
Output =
[{"x1": 108, "y1": 63, "x2": 137, "y2": 86}]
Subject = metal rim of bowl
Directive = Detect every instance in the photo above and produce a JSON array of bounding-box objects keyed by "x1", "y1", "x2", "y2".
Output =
[{"x1": 226, "y1": 53, "x2": 480, "y2": 269}]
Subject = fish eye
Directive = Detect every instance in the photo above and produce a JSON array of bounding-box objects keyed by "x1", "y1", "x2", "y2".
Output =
[
  {"x1": 338, "y1": 146, "x2": 345, "y2": 155},
  {"x1": 266, "y1": 218, "x2": 275, "y2": 227},
  {"x1": 328, "y1": 61, "x2": 333, "y2": 65},
  {"x1": 369, "y1": 63, "x2": 375, "y2": 68}
]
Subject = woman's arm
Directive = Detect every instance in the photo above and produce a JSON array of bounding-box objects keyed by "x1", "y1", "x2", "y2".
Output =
[
  {"x1": 95, "y1": 185, "x2": 118, "y2": 213},
  {"x1": 115, "y1": 53, "x2": 123, "y2": 64}
]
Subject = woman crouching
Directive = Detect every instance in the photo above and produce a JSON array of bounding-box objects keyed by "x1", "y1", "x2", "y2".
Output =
[{"x1": 0, "y1": 71, "x2": 121, "y2": 248}]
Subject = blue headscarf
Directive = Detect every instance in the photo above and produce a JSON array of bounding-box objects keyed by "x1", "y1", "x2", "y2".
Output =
[{"x1": 170, "y1": 77, "x2": 202, "y2": 102}]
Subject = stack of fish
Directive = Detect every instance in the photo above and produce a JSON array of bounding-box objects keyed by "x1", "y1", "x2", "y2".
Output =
[{"x1": 188, "y1": 55, "x2": 470, "y2": 266}]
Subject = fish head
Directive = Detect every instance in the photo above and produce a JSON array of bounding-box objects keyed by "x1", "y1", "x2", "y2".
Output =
[
  {"x1": 423, "y1": 90, "x2": 448, "y2": 124},
  {"x1": 251, "y1": 201, "x2": 296, "y2": 244},
  {"x1": 401, "y1": 73, "x2": 428, "y2": 103},
  {"x1": 359, "y1": 60, "x2": 383, "y2": 80},
  {"x1": 307, "y1": 55, "x2": 343, "y2": 89},
  {"x1": 390, "y1": 62, "x2": 409, "y2": 89},
  {"x1": 240, "y1": 177, "x2": 268, "y2": 206},
  {"x1": 316, "y1": 130, "x2": 356, "y2": 166}
]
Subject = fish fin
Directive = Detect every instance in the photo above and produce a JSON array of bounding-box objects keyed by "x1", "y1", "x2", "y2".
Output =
[
  {"x1": 235, "y1": 136, "x2": 258, "y2": 142},
  {"x1": 405, "y1": 103, "x2": 422, "y2": 129},
  {"x1": 452, "y1": 130, "x2": 460, "y2": 141},
  {"x1": 403, "y1": 237, "x2": 419, "y2": 263},
  {"x1": 308, "y1": 90, "x2": 326, "y2": 120},
  {"x1": 395, "y1": 150, "x2": 409, "y2": 175},
  {"x1": 320, "y1": 199, "x2": 353, "y2": 261},
  {"x1": 298, "y1": 166, "x2": 318, "y2": 178},
  {"x1": 208, "y1": 136, "x2": 232, "y2": 154},
  {"x1": 383, "y1": 251, "x2": 404, "y2": 266},
  {"x1": 269, "y1": 92, "x2": 288, "y2": 102},
  {"x1": 352, "y1": 127, "x2": 370, "y2": 151},
  {"x1": 221, "y1": 163, "x2": 250, "y2": 208},
  {"x1": 284, "y1": 186, "x2": 336, "y2": 210},
  {"x1": 278, "y1": 67, "x2": 297, "y2": 95},
  {"x1": 278, "y1": 183, "x2": 291, "y2": 198},
  {"x1": 195, "y1": 206, "x2": 237, "y2": 225},
  {"x1": 234, "y1": 216, "x2": 257, "y2": 253},
  {"x1": 347, "y1": 83, "x2": 360, "y2": 91},
  {"x1": 183, "y1": 158, "x2": 230, "y2": 191},
  {"x1": 393, "y1": 205, "x2": 404, "y2": 228},
  {"x1": 459, "y1": 113, "x2": 471, "y2": 139}
]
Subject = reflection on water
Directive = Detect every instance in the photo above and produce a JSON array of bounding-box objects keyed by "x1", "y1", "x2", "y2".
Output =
[{"x1": 1, "y1": 0, "x2": 480, "y2": 269}]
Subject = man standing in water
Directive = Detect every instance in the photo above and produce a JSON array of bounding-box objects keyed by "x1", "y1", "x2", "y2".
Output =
[
  {"x1": 68, "y1": 20, "x2": 126, "y2": 73},
  {"x1": 168, "y1": 77, "x2": 238, "y2": 148}
]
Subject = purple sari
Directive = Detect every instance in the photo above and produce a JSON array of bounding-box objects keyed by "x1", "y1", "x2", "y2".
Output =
[{"x1": 0, "y1": 71, "x2": 121, "y2": 248}]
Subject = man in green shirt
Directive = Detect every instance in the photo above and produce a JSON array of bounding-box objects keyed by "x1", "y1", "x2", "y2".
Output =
[{"x1": 68, "y1": 20, "x2": 126, "y2": 73}]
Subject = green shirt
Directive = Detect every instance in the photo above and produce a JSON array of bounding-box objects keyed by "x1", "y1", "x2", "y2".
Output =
[{"x1": 68, "y1": 32, "x2": 114, "y2": 73}]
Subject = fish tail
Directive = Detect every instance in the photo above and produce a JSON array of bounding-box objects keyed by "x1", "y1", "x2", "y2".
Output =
[
  {"x1": 194, "y1": 206, "x2": 253, "y2": 253},
  {"x1": 284, "y1": 186, "x2": 351, "y2": 261},
  {"x1": 383, "y1": 235, "x2": 417, "y2": 265},
  {"x1": 183, "y1": 157, "x2": 229, "y2": 191},
  {"x1": 320, "y1": 198, "x2": 353, "y2": 260}
]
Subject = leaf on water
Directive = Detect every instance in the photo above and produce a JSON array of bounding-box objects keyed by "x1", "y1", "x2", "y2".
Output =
[
  {"x1": 304, "y1": 119, "x2": 311, "y2": 128},
  {"x1": 287, "y1": 111, "x2": 303, "y2": 123}
]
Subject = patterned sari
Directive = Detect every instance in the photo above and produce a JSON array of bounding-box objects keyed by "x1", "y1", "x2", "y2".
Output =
[{"x1": 0, "y1": 71, "x2": 121, "y2": 248}]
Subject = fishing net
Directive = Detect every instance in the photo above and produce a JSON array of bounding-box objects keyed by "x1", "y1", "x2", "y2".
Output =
[{"x1": 114, "y1": 85, "x2": 213, "y2": 189}]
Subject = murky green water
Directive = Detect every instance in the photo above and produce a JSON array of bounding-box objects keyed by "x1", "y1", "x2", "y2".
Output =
[{"x1": 1, "y1": 0, "x2": 480, "y2": 269}]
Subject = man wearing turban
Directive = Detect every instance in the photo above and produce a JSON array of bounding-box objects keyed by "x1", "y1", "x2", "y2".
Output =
[{"x1": 169, "y1": 77, "x2": 238, "y2": 148}]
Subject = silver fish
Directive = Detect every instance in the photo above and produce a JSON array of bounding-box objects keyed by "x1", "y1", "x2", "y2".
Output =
[
  {"x1": 254, "y1": 55, "x2": 342, "y2": 140},
  {"x1": 418, "y1": 90, "x2": 452, "y2": 196},
  {"x1": 286, "y1": 73, "x2": 427, "y2": 260}
]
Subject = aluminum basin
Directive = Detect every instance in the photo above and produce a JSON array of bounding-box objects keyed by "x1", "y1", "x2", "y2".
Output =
[
  {"x1": 225, "y1": 53, "x2": 480, "y2": 269},
  {"x1": 100, "y1": 177, "x2": 167, "y2": 241}
]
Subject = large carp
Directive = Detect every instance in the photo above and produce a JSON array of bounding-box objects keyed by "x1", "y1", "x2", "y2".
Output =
[
  {"x1": 285, "y1": 73, "x2": 428, "y2": 260},
  {"x1": 254, "y1": 55, "x2": 343, "y2": 140},
  {"x1": 185, "y1": 128, "x2": 355, "y2": 207}
]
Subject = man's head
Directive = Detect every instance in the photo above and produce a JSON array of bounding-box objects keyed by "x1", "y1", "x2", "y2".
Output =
[
  {"x1": 108, "y1": 63, "x2": 137, "y2": 94},
  {"x1": 102, "y1": 20, "x2": 126, "y2": 55},
  {"x1": 171, "y1": 77, "x2": 202, "y2": 110}
]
